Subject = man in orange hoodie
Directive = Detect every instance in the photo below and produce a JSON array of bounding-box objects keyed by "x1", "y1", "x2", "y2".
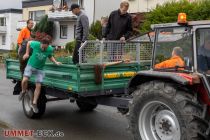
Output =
[
  {"x1": 155, "y1": 47, "x2": 185, "y2": 69},
  {"x1": 17, "y1": 19, "x2": 34, "y2": 76}
]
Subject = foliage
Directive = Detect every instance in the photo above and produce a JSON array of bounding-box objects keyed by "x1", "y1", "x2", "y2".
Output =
[
  {"x1": 88, "y1": 34, "x2": 97, "y2": 40},
  {"x1": 65, "y1": 40, "x2": 76, "y2": 54},
  {"x1": 33, "y1": 15, "x2": 54, "y2": 42},
  {"x1": 141, "y1": 0, "x2": 210, "y2": 33},
  {"x1": 54, "y1": 49, "x2": 69, "y2": 57},
  {"x1": 89, "y1": 20, "x2": 102, "y2": 40},
  {"x1": 7, "y1": 44, "x2": 18, "y2": 60},
  {"x1": 65, "y1": 34, "x2": 97, "y2": 54}
]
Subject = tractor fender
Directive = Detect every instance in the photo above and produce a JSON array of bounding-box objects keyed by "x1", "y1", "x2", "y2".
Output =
[{"x1": 127, "y1": 70, "x2": 196, "y2": 94}]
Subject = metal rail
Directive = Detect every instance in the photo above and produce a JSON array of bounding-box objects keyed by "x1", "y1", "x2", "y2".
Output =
[{"x1": 78, "y1": 40, "x2": 152, "y2": 65}]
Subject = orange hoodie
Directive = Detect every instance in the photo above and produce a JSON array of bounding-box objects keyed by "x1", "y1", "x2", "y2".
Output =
[
  {"x1": 17, "y1": 27, "x2": 31, "y2": 45},
  {"x1": 155, "y1": 56, "x2": 185, "y2": 69}
]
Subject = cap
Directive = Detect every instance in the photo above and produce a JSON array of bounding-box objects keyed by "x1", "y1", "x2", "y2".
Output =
[{"x1": 70, "y1": 3, "x2": 80, "y2": 11}]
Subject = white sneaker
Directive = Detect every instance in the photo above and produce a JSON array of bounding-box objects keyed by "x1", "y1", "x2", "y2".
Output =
[
  {"x1": 30, "y1": 103, "x2": 39, "y2": 113},
  {"x1": 18, "y1": 91, "x2": 26, "y2": 101}
]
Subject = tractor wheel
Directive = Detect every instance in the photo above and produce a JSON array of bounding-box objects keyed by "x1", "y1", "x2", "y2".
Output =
[
  {"x1": 22, "y1": 88, "x2": 47, "y2": 119},
  {"x1": 76, "y1": 98, "x2": 98, "y2": 112},
  {"x1": 128, "y1": 80, "x2": 209, "y2": 140}
]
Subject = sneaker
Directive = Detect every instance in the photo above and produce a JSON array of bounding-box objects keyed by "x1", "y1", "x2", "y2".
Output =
[
  {"x1": 18, "y1": 91, "x2": 26, "y2": 101},
  {"x1": 30, "y1": 103, "x2": 39, "y2": 113}
]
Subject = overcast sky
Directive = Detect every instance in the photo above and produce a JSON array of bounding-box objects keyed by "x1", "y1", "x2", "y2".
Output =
[{"x1": 0, "y1": 0, "x2": 22, "y2": 9}]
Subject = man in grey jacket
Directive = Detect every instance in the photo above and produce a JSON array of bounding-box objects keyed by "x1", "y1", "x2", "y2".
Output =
[{"x1": 70, "y1": 4, "x2": 89, "y2": 64}]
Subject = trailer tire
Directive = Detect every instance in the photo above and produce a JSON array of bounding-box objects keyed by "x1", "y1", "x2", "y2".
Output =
[
  {"x1": 128, "y1": 81, "x2": 210, "y2": 140},
  {"x1": 76, "y1": 98, "x2": 98, "y2": 112},
  {"x1": 22, "y1": 88, "x2": 46, "y2": 119}
]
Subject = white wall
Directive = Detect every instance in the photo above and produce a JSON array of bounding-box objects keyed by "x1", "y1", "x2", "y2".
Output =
[
  {"x1": 0, "y1": 13, "x2": 22, "y2": 50},
  {"x1": 9, "y1": 13, "x2": 22, "y2": 50},
  {"x1": 126, "y1": 0, "x2": 182, "y2": 13},
  {"x1": 83, "y1": 0, "x2": 94, "y2": 24},
  {"x1": 95, "y1": 0, "x2": 121, "y2": 20},
  {"x1": 52, "y1": 21, "x2": 76, "y2": 46},
  {"x1": 83, "y1": 0, "x2": 121, "y2": 24},
  {"x1": 84, "y1": 0, "x2": 121, "y2": 24}
]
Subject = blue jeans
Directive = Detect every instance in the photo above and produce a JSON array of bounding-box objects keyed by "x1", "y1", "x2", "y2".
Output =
[{"x1": 23, "y1": 65, "x2": 45, "y2": 83}]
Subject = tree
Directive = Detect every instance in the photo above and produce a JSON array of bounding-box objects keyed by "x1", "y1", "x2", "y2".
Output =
[
  {"x1": 89, "y1": 20, "x2": 102, "y2": 40},
  {"x1": 141, "y1": 0, "x2": 210, "y2": 33},
  {"x1": 33, "y1": 15, "x2": 54, "y2": 41}
]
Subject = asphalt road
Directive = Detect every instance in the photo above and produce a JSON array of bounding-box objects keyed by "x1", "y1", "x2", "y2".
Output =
[{"x1": 0, "y1": 65, "x2": 131, "y2": 140}]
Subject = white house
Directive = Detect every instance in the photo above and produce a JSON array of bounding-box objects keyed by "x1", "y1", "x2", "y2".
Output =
[
  {"x1": 21, "y1": 0, "x2": 121, "y2": 47},
  {"x1": 0, "y1": 9, "x2": 22, "y2": 51},
  {"x1": 48, "y1": 0, "x2": 121, "y2": 46}
]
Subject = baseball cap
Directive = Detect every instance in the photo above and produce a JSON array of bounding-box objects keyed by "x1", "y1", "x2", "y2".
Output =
[{"x1": 70, "y1": 3, "x2": 80, "y2": 11}]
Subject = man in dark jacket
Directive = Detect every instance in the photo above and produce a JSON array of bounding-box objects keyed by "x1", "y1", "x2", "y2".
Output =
[
  {"x1": 70, "y1": 3, "x2": 89, "y2": 64},
  {"x1": 104, "y1": 1, "x2": 132, "y2": 41}
]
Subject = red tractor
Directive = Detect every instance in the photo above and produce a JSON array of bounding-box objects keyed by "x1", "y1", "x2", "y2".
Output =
[{"x1": 127, "y1": 15, "x2": 210, "y2": 140}]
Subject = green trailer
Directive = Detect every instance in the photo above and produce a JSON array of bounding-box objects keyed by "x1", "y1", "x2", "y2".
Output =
[{"x1": 6, "y1": 40, "x2": 151, "y2": 118}]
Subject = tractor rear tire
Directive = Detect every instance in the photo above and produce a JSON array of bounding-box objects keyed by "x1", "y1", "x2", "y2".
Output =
[
  {"x1": 76, "y1": 98, "x2": 98, "y2": 112},
  {"x1": 128, "y1": 80, "x2": 209, "y2": 140},
  {"x1": 22, "y1": 88, "x2": 47, "y2": 119}
]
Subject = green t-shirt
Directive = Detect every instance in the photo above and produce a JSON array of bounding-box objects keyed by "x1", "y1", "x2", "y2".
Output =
[{"x1": 27, "y1": 41, "x2": 54, "y2": 70}]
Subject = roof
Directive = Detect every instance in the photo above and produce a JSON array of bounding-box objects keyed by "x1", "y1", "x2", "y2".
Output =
[
  {"x1": 0, "y1": 9, "x2": 22, "y2": 14},
  {"x1": 151, "y1": 20, "x2": 210, "y2": 29},
  {"x1": 22, "y1": 0, "x2": 53, "y2": 8}
]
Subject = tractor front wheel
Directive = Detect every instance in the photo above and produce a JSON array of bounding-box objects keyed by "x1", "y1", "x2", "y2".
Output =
[{"x1": 128, "y1": 81, "x2": 209, "y2": 140}]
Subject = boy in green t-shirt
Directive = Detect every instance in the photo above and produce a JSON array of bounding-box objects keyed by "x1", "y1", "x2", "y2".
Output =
[{"x1": 19, "y1": 39, "x2": 61, "y2": 113}]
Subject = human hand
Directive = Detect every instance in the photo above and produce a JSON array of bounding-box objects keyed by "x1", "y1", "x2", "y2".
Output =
[
  {"x1": 120, "y1": 37, "x2": 126, "y2": 42},
  {"x1": 55, "y1": 61, "x2": 62, "y2": 65},
  {"x1": 23, "y1": 54, "x2": 29, "y2": 60}
]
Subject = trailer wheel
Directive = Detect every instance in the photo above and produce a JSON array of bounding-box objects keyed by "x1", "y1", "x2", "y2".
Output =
[
  {"x1": 76, "y1": 98, "x2": 98, "y2": 111},
  {"x1": 128, "y1": 81, "x2": 209, "y2": 140},
  {"x1": 22, "y1": 88, "x2": 46, "y2": 119}
]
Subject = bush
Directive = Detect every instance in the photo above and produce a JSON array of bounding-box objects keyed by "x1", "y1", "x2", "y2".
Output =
[
  {"x1": 65, "y1": 34, "x2": 97, "y2": 54},
  {"x1": 88, "y1": 34, "x2": 97, "y2": 40},
  {"x1": 33, "y1": 15, "x2": 54, "y2": 42},
  {"x1": 141, "y1": 0, "x2": 210, "y2": 33},
  {"x1": 54, "y1": 49, "x2": 69, "y2": 57},
  {"x1": 65, "y1": 40, "x2": 76, "y2": 54},
  {"x1": 8, "y1": 43, "x2": 18, "y2": 59},
  {"x1": 89, "y1": 20, "x2": 102, "y2": 40}
]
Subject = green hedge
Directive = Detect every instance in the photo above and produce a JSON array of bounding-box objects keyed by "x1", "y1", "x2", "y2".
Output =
[
  {"x1": 65, "y1": 34, "x2": 97, "y2": 54},
  {"x1": 141, "y1": 0, "x2": 210, "y2": 33},
  {"x1": 33, "y1": 15, "x2": 54, "y2": 37},
  {"x1": 89, "y1": 20, "x2": 102, "y2": 40}
]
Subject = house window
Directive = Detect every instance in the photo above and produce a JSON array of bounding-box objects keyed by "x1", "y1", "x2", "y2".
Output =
[
  {"x1": 60, "y1": 25, "x2": 68, "y2": 39},
  {"x1": 2, "y1": 35, "x2": 6, "y2": 45},
  {"x1": 0, "y1": 18, "x2": 6, "y2": 26},
  {"x1": 29, "y1": 10, "x2": 45, "y2": 21}
]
